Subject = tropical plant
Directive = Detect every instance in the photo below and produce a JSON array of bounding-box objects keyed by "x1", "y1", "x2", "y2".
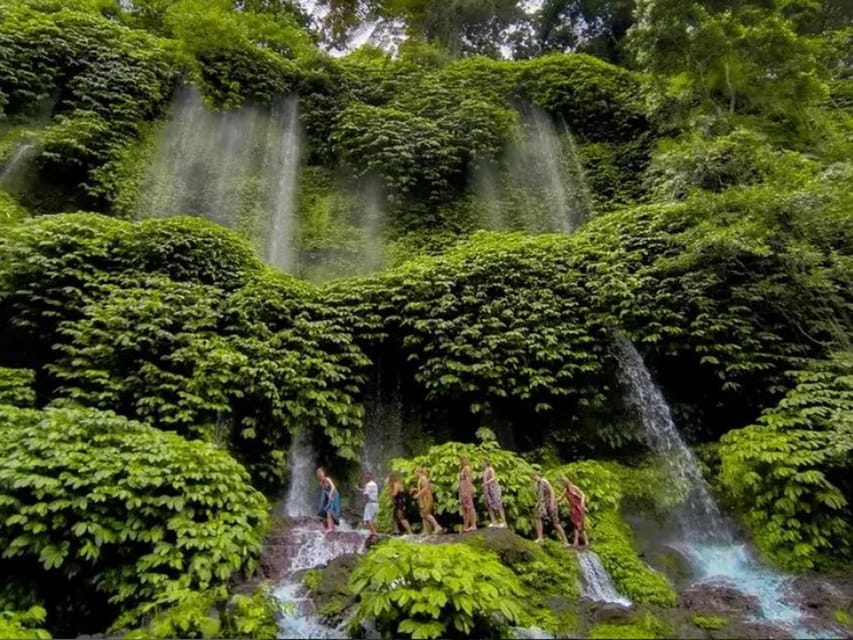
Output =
[
  {"x1": 0, "y1": 404, "x2": 268, "y2": 627},
  {"x1": 719, "y1": 352, "x2": 853, "y2": 570},
  {"x1": 349, "y1": 538, "x2": 524, "y2": 639}
]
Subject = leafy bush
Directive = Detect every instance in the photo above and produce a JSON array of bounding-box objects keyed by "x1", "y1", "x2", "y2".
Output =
[
  {"x1": 691, "y1": 614, "x2": 728, "y2": 630},
  {"x1": 0, "y1": 368, "x2": 36, "y2": 408},
  {"x1": 587, "y1": 611, "x2": 670, "y2": 639},
  {"x1": 719, "y1": 352, "x2": 853, "y2": 570},
  {"x1": 515, "y1": 53, "x2": 650, "y2": 142},
  {"x1": 124, "y1": 583, "x2": 281, "y2": 640},
  {"x1": 0, "y1": 2, "x2": 180, "y2": 208},
  {"x1": 0, "y1": 404, "x2": 268, "y2": 623},
  {"x1": 0, "y1": 607, "x2": 51, "y2": 640},
  {"x1": 349, "y1": 538, "x2": 524, "y2": 639}
]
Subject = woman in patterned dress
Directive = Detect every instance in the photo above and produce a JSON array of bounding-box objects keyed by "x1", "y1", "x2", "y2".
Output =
[
  {"x1": 458, "y1": 457, "x2": 478, "y2": 532},
  {"x1": 482, "y1": 460, "x2": 507, "y2": 528}
]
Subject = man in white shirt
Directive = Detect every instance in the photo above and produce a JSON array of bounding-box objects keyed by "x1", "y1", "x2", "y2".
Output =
[{"x1": 359, "y1": 473, "x2": 379, "y2": 536}]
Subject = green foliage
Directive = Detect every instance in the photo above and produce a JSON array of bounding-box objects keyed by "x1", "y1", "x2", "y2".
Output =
[
  {"x1": 547, "y1": 461, "x2": 677, "y2": 606},
  {"x1": 0, "y1": 607, "x2": 51, "y2": 640},
  {"x1": 516, "y1": 53, "x2": 650, "y2": 142},
  {"x1": 349, "y1": 538, "x2": 524, "y2": 639},
  {"x1": 0, "y1": 368, "x2": 36, "y2": 408},
  {"x1": 0, "y1": 193, "x2": 27, "y2": 225},
  {"x1": 123, "y1": 582, "x2": 281, "y2": 639},
  {"x1": 587, "y1": 611, "x2": 670, "y2": 639},
  {"x1": 690, "y1": 614, "x2": 728, "y2": 630},
  {"x1": 0, "y1": 404, "x2": 268, "y2": 619},
  {"x1": 387, "y1": 439, "x2": 537, "y2": 534},
  {"x1": 628, "y1": 0, "x2": 829, "y2": 125},
  {"x1": 224, "y1": 585, "x2": 281, "y2": 640},
  {"x1": 0, "y1": 214, "x2": 369, "y2": 489},
  {"x1": 719, "y1": 352, "x2": 853, "y2": 570},
  {"x1": 0, "y1": 1, "x2": 180, "y2": 209}
]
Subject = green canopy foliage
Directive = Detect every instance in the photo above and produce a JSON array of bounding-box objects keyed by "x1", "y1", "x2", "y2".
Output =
[{"x1": 0, "y1": 404, "x2": 268, "y2": 630}]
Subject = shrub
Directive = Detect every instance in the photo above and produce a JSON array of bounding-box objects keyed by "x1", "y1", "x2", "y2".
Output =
[
  {"x1": 0, "y1": 607, "x2": 51, "y2": 640},
  {"x1": 516, "y1": 53, "x2": 650, "y2": 142},
  {"x1": 0, "y1": 368, "x2": 36, "y2": 408},
  {"x1": 0, "y1": 405, "x2": 268, "y2": 623},
  {"x1": 719, "y1": 352, "x2": 853, "y2": 570},
  {"x1": 691, "y1": 614, "x2": 728, "y2": 630},
  {"x1": 349, "y1": 538, "x2": 524, "y2": 639},
  {"x1": 587, "y1": 611, "x2": 670, "y2": 639}
]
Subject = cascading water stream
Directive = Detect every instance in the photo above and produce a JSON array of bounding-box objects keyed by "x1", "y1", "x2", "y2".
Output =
[
  {"x1": 274, "y1": 521, "x2": 370, "y2": 639},
  {"x1": 284, "y1": 433, "x2": 318, "y2": 518},
  {"x1": 136, "y1": 85, "x2": 302, "y2": 272},
  {"x1": 265, "y1": 97, "x2": 302, "y2": 272},
  {"x1": 614, "y1": 338, "x2": 732, "y2": 543},
  {"x1": 0, "y1": 143, "x2": 34, "y2": 190},
  {"x1": 577, "y1": 550, "x2": 632, "y2": 606},
  {"x1": 613, "y1": 337, "x2": 814, "y2": 633}
]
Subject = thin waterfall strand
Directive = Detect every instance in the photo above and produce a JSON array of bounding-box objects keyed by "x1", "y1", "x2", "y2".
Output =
[
  {"x1": 266, "y1": 98, "x2": 301, "y2": 272},
  {"x1": 577, "y1": 550, "x2": 632, "y2": 606},
  {"x1": 614, "y1": 337, "x2": 732, "y2": 542},
  {"x1": 284, "y1": 434, "x2": 318, "y2": 518}
]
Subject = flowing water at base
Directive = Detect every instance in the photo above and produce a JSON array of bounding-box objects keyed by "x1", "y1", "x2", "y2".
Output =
[
  {"x1": 273, "y1": 521, "x2": 370, "y2": 639},
  {"x1": 675, "y1": 543, "x2": 805, "y2": 628},
  {"x1": 577, "y1": 550, "x2": 632, "y2": 606},
  {"x1": 614, "y1": 337, "x2": 819, "y2": 633}
]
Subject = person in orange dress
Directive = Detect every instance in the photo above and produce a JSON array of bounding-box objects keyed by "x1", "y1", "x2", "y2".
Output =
[{"x1": 560, "y1": 476, "x2": 588, "y2": 547}]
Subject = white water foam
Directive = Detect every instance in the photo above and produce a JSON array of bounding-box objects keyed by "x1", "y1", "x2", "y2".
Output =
[{"x1": 578, "y1": 550, "x2": 632, "y2": 606}]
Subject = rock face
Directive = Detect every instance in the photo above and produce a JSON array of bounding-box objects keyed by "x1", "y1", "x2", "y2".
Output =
[
  {"x1": 680, "y1": 582, "x2": 762, "y2": 617},
  {"x1": 260, "y1": 517, "x2": 368, "y2": 581}
]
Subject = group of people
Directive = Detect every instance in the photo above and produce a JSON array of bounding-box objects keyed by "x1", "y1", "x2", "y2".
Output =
[{"x1": 313, "y1": 459, "x2": 589, "y2": 548}]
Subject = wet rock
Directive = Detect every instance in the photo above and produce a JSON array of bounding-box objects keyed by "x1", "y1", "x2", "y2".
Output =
[
  {"x1": 310, "y1": 553, "x2": 361, "y2": 626},
  {"x1": 589, "y1": 602, "x2": 635, "y2": 625},
  {"x1": 680, "y1": 582, "x2": 762, "y2": 617},
  {"x1": 727, "y1": 620, "x2": 795, "y2": 640}
]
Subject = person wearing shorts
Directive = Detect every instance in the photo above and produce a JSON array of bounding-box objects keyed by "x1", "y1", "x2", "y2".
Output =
[
  {"x1": 532, "y1": 469, "x2": 569, "y2": 545},
  {"x1": 359, "y1": 473, "x2": 379, "y2": 536}
]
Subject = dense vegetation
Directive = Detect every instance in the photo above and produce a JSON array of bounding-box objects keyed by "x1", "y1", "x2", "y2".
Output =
[{"x1": 1, "y1": 0, "x2": 851, "y2": 637}]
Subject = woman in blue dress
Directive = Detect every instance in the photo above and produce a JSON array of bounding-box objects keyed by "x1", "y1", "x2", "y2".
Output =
[{"x1": 316, "y1": 467, "x2": 341, "y2": 532}]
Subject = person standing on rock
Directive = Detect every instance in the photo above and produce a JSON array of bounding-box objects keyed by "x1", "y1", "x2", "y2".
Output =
[
  {"x1": 388, "y1": 472, "x2": 413, "y2": 535},
  {"x1": 532, "y1": 468, "x2": 569, "y2": 546},
  {"x1": 316, "y1": 467, "x2": 340, "y2": 533},
  {"x1": 482, "y1": 460, "x2": 507, "y2": 528},
  {"x1": 560, "y1": 475, "x2": 588, "y2": 548},
  {"x1": 412, "y1": 467, "x2": 444, "y2": 536},
  {"x1": 459, "y1": 457, "x2": 478, "y2": 532},
  {"x1": 358, "y1": 472, "x2": 379, "y2": 536}
]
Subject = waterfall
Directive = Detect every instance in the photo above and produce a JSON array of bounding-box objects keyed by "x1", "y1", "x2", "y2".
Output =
[
  {"x1": 613, "y1": 337, "x2": 732, "y2": 543},
  {"x1": 362, "y1": 382, "x2": 405, "y2": 479},
  {"x1": 614, "y1": 337, "x2": 814, "y2": 634},
  {"x1": 577, "y1": 550, "x2": 632, "y2": 606},
  {"x1": 273, "y1": 521, "x2": 369, "y2": 639},
  {"x1": 485, "y1": 105, "x2": 592, "y2": 234},
  {"x1": 284, "y1": 433, "x2": 318, "y2": 518},
  {"x1": 358, "y1": 182, "x2": 387, "y2": 273},
  {"x1": 136, "y1": 85, "x2": 302, "y2": 272},
  {"x1": 0, "y1": 143, "x2": 34, "y2": 190},
  {"x1": 559, "y1": 122, "x2": 594, "y2": 226},
  {"x1": 265, "y1": 98, "x2": 302, "y2": 272},
  {"x1": 136, "y1": 86, "x2": 262, "y2": 228}
]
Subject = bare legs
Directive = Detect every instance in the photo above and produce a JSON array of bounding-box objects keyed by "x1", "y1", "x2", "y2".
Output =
[
  {"x1": 462, "y1": 505, "x2": 477, "y2": 532},
  {"x1": 534, "y1": 515, "x2": 569, "y2": 545},
  {"x1": 324, "y1": 512, "x2": 335, "y2": 533}
]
